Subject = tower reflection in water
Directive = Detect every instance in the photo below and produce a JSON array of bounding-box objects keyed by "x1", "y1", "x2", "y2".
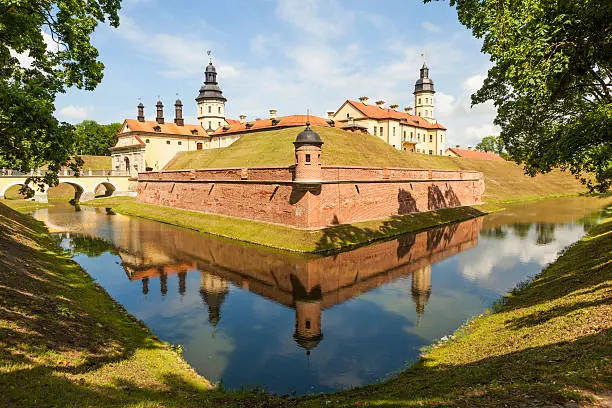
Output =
[{"x1": 62, "y1": 214, "x2": 481, "y2": 355}]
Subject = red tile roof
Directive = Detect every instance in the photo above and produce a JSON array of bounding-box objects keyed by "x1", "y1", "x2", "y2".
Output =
[
  {"x1": 446, "y1": 148, "x2": 506, "y2": 161},
  {"x1": 344, "y1": 100, "x2": 447, "y2": 130},
  {"x1": 212, "y1": 115, "x2": 330, "y2": 136},
  {"x1": 121, "y1": 119, "x2": 206, "y2": 137}
]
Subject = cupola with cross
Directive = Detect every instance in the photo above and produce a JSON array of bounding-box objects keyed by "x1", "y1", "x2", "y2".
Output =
[{"x1": 196, "y1": 51, "x2": 227, "y2": 133}]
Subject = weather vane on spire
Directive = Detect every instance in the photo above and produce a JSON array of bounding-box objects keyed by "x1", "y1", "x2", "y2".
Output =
[
  {"x1": 207, "y1": 49, "x2": 212, "y2": 63},
  {"x1": 421, "y1": 51, "x2": 426, "y2": 63}
]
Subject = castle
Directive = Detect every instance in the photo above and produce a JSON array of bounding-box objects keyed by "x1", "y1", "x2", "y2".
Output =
[{"x1": 111, "y1": 59, "x2": 446, "y2": 175}]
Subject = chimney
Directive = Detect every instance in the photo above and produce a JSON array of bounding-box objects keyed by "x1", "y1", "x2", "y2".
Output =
[
  {"x1": 467, "y1": 145, "x2": 473, "y2": 151},
  {"x1": 358, "y1": 96, "x2": 369, "y2": 105},
  {"x1": 137, "y1": 102, "x2": 145, "y2": 122},
  {"x1": 456, "y1": 145, "x2": 461, "y2": 148},
  {"x1": 375, "y1": 100, "x2": 385, "y2": 108},
  {"x1": 239, "y1": 114, "x2": 247, "y2": 124},
  {"x1": 326, "y1": 111, "x2": 335, "y2": 119},
  {"x1": 269, "y1": 109, "x2": 277, "y2": 119},
  {"x1": 156, "y1": 100, "x2": 164, "y2": 124},
  {"x1": 404, "y1": 106, "x2": 413, "y2": 115},
  {"x1": 389, "y1": 104, "x2": 399, "y2": 111},
  {"x1": 174, "y1": 99, "x2": 184, "y2": 126}
]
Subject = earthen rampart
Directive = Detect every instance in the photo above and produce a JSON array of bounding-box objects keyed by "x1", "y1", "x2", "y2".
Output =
[{"x1": 137, "y1": 165, "x2": 485, "y2": 229}]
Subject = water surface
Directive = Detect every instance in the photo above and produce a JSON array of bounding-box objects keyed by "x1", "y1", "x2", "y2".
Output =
[{"x1": 31, "y1": 197, "x2": 605, "y2": 395}]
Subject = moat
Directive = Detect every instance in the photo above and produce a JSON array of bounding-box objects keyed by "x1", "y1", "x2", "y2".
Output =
[{"x1": 31, "y1": 198, "x2": 602, "y2": 395}]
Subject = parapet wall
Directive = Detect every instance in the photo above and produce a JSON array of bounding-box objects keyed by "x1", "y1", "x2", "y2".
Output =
[{"x1": 137, "y1": 166, "x2": 485, "y2": 229}]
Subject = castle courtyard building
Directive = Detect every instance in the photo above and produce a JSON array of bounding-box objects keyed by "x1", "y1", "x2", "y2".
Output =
[
  {"x1": 112, "y1": 59, "x2": 449, "y2": 172},
  {"x1": 332, "y1": 62, "x2": 447, "y2": 155}
]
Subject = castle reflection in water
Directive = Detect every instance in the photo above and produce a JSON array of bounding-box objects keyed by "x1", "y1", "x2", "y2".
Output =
[{"x1": 50, "y1": 207, "x2": 482, "y2": 354}]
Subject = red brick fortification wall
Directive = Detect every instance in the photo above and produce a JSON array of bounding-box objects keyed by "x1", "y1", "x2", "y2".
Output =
[{"x1": 137, "y1": 166, "x2": 485, "y2": 229}]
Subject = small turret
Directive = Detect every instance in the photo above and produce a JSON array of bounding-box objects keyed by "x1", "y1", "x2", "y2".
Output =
[
  {"x1": 293, "y1": 123, "x2": 324, "y2": 185},
  {"x1": 156, "y1": 100, "x2": 164, "y2": 125},
  {"x1": 137, "y1": 102, "x2": 145, "y2": 122},
  {"x1": 174, "y1": 98, "x2": 184, "y2": 126}
]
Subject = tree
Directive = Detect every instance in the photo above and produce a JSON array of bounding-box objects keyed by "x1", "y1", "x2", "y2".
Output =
[
  {"x1": 74, "y1": 120, "x2": 121, "y2": 156},
  {"x1": 432, "y1": 0, "x2": 612, "y2": 192},
  {"x1": 0, "y1": 1, "x2": 121, "y2": 193},
  {"x1": 476, "y1": 135, "x2": 503, "y2": 154}
]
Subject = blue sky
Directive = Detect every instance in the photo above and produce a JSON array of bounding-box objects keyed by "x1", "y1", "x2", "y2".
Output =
[{"x1": 53, "y1": 0, "x2": 499, "y2": 147}]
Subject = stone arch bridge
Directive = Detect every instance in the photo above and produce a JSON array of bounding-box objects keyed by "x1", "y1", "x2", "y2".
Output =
[{"x1": 0, "y1": 169, "x2": 135, "y2": 203}]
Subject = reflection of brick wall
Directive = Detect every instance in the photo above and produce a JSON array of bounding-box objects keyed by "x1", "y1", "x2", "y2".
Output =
[
  {"x1": 120, "y1": 216, "x2": 483, "y2": 309},
  {"x1": 137, "y1": 166, "x2": 485, "y2": 229}
]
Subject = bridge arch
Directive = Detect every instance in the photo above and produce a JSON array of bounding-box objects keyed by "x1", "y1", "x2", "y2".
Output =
[
  {"x1": 53, "y1": 181, "x2": 87, "y2": 201},
  {"x1": 93, "y1": 181, "x2": 117, "y2": 198},
  {"x1": 1, "y1": 182, "x2": 34, "y2": 199}
]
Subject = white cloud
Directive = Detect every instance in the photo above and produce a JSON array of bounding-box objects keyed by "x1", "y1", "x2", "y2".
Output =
[
  {"x1": 115, "y1": 15, "x2": 239, "y2": 79},
  {"x1": 422, "y1": 22, "x2": 440, "y2": 33},
  {"x1": 57, "y1": 105, "x2": 90, "y2": 121}
]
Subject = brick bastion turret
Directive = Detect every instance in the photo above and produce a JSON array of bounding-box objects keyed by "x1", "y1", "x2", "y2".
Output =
[{"x1": 136, "y1": 124, "x2": 485, "y2": 229}]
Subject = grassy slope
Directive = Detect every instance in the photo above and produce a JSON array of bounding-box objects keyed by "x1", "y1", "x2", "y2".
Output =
[
  {"x1": 84, "y1": 196, "x2": 485, "y2": 253},
  {"x1": 3, "y1": 201, "x2": 609, "y2": 407},
  {"x1": 298, "y1": 207, "x2": 612, "y2": 407},
  {"x1": 0, "y1": 202, "x2": 292, "y2": 407},
  {"x1": 79, "y1": 155, "x2": 112, "y2": 170},
  {"x1": 164, "y1": 126, "x2": 586, "y2": 202}
]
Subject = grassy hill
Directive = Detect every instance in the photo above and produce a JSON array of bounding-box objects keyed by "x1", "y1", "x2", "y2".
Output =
[
  {"x1": 164, "y1": 126, "x2": 586, "y2": 202},
  {"x1": 79, "y1": 155, "x2": 111, "y2": 170}
]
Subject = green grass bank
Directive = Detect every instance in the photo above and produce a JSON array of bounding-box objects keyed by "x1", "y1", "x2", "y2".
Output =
[
  {"x1": 297, "y1": 207, "x2": 612, "y2": 407},
  {"x1": 0, "y1": 202, "x2": 291, "y2": 407},
  {"x1": 2, "y1": 201, "x2": 610, "y2": 407},
  {"x1": 84, "y1": 196, "x2": 485, "y2": 253}
]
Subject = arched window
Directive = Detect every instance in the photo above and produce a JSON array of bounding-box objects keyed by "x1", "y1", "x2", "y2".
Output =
[
  {"x1": 208, "y1": 106, "x2": 211, "y2": 113},
  {"x1": 218, "y1": 106, "x2": 221, "y2": 114}
]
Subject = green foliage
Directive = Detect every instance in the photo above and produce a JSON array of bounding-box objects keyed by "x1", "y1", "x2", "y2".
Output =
[
  {"x1": 0, "y1": 0, "x2": 121, "y2": 190},
  {"x1": 69, "y1": 235, "x2": 116, "y2": 257},
  {"x1": 74, "y1": 120, "x2": 121, "y2": 156},
  {"x1": 434, "y1": 0, "x2": 612, "y2": 192},
  {"x1": 476, "y1": 135, "x2": 505, "y2": 156}
]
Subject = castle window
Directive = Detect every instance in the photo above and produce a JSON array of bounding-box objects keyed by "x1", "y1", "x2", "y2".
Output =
[
  {"x1": 429, "y1": 150, "x2": 433, "y2": 155},
  {"x1": 379, "y1": 126, "x2": 383, "y2": 136},
  {"x1": 419, "y1": 98, "x2": 422, "y2": 104},
  {"x1": 208, "y1": 106, "x2": 211, "y2": 113},
  {"x1": 393, "y1": 128, "x2": 396, "y2": 136},
  {"x1": 208, "y1": 121, "x2": 211, "y2": 129},
  {"x1": 425, "y1": 98, "x2": 428, "y2": 103},
  {"x1": 418, "y1": 134, "x2": 421, "y2": 142},
  {"x1": 200, "y1": 107, "x2": 202, "y2": 114},
  {"x1": 305, "y1": 154, "x2": 311, "y2": 163},
  {"x1": 166, "y1": 140, "x2": 171, "y2": 145},
  {"x1": 145, "y1": 139, "x2": 150, "y2": 143},
  {"x1": 305, "y1": 320, "x2": 311, "y2": 329},
  {"x1": 403, "y1": 131, "x2": 406, "y2": 140},
  {"x1": 197, "y1": 143, "x2": 203, "y2": 150},
  {"x1": 218, "y1": 106, "x2": 221, "y2": 114},
  {"x1": 191, "y1": 129, "x2": 199, "y2": 135},
  {"x1": 429, "y1": 135, "x2": 433, "y2": 142},
  {"x1": 440, "y1": 150, "x2": 443, "y2": 155},
  {"x1": 346, "y1": 113, "x2": 350, "y2": 118},
  {"x1": 410, "y1": 131, "x2": 413, "y2": 139},
  {"x1": 153, "y1": 125, "x2": 161, "y2": 132},
  {"x1": 374, "y1": 127, "x2": 377, "y2": 136},
  {"x1": 178, "y1": 141, "x2": 182, "y2": 145},
  {"x1": 218, "y1": 121, "x2": 221, "y2": 128}
]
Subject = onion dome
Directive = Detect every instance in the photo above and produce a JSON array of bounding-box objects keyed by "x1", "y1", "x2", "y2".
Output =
[
  {"x1": 414, "y1": 62, "x2": 435, "y2": 93},
  {"x1": 196, "y1": 62, "x2": 227, "y2": 102},
  {"x1": 294, "y1": 122, "x2": 324, "y2": 147}
]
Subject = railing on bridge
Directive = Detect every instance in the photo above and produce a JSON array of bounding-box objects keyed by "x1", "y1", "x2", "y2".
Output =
[{"x1": 0, "y1": 168, "x2": 132, "y2": 177}]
